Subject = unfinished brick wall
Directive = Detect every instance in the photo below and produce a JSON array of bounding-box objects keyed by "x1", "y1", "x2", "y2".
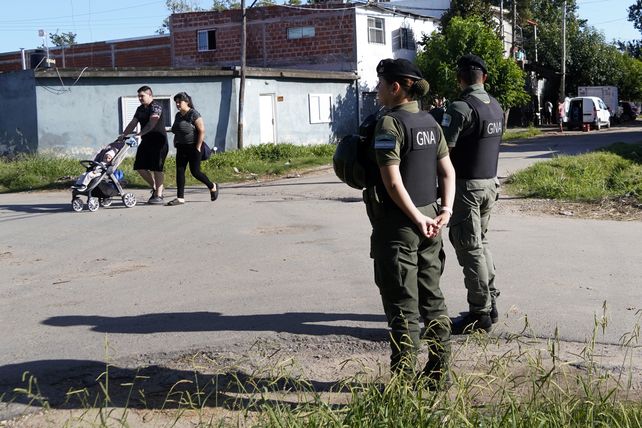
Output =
[
  {"x1": 0, "y1": 36, "x2": 171, "y2": 72},
  {"x1": 171, "y1": 5, "x2": 356, "y2": 70}
]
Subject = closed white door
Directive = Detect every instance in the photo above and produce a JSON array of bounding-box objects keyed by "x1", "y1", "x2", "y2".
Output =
[{"x1": 259, "y1": 94, "x2": 276, "y2": 144}]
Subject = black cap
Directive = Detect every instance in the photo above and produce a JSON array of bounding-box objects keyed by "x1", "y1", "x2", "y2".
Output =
[
  {"x1": 376, "y1": 58, "x2": 423, "y2": 80},
  {"x1": 457, "y1": 54, "x2": 488, "y2": 74}
]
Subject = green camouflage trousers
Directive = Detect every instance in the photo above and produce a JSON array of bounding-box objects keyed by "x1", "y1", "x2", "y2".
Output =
[
  {"x1": 448, "y1": 178, "x2": 500, "y2": 314},
  {"x1": 365, "y1": 188, "x2": 451, "y2": 374}
]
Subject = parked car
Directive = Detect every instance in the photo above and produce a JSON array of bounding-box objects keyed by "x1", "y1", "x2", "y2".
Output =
[
  {"x1": 566, "y1": 96, "x2": 611, "y2": 130},
  {"x1": 618, "y1": 101, "x2": 639, "y2": 121}
]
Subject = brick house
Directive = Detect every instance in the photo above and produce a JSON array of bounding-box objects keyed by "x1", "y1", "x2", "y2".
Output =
[
  {"x1": 170, "y1": 1, "x2": 445, "y2": 119},
  {"x1": 0, "y1": 1, "x2": 448, "y2": 155}
]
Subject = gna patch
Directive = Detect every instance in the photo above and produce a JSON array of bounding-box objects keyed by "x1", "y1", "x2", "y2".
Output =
[
  {"x1": 374, "y1": 133, "x2": 397, "y2": 150},
  {"x1": 411, "y1": 127, "x2": 438, "y2": 150}
]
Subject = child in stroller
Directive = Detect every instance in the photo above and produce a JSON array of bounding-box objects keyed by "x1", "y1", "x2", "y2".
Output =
[
  {"x1": 70, "y1": 136, "x2": 138, "y2": 212},
  {"x1": 72, "y1": 148, "x2": 116, "y2": 191}
]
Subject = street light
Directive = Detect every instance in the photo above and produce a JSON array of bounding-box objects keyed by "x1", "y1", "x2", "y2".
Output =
[{"x1": 38, "y1": 29, "x2": 50, "y2": 67}]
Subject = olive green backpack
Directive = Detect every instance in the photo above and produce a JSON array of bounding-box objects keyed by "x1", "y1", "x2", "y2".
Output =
[{"x1": 333, "y1": 113, "x2": 380, "y2": 190}]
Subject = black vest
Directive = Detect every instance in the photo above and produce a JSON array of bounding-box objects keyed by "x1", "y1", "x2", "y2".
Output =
[
  {"x1": 376, "y1": 109, "x2": 440, "y2": 207},
  {"x1": 450, "y1": 93, "x2": 503, "y2": 179}
]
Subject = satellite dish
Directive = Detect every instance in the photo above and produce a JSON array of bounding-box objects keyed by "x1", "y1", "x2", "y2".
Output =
[{"x1": 38, "y1": 29, "x2": 45, "y2": 37}]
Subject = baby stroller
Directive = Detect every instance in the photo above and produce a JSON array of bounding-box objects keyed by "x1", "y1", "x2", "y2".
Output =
[{"x1": 70, "y1": 136, "x2": 138, "y2": 212}]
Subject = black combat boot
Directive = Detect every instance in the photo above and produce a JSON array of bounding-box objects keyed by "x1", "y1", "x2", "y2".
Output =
[
  {"x1": 419, "y1": 351, "x2": 451, "y2": 391},
  {"x1": 451, "y1": 312, "x2": 492, "y2": 335},
  {"x1": 490, "y1": 300, "x2": 498, "y2": 324}
]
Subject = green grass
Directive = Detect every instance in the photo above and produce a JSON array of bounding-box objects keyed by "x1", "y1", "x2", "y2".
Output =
[
  {"x1": 503, "y1": 126, "x2": 542, "y2": 142},
  {"x1": 0, "y1": 143, "x2": 336, "y2": 193},
  {"x1": 506, "y1": 143, "x2": 642, "y2": 203}
]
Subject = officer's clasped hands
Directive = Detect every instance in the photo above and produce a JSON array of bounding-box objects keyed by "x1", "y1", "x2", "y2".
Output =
[
  {"x1": 434, "y1": 212, "x2": 451, "y2": 230},
  {"x1": 416, "y1": 215, "x2": 439, "y2": 238}
]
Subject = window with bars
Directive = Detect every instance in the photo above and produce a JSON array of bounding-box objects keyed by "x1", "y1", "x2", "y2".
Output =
[
  {"x1": 397, "y1": 27, "x2": 415, "y2": 50},
  {"x1": 197, "y1": 29, "x2": 216, "y2": 51},
  {"x1": 392, "y1": 27, "x2": 416, "y2": 51},
  {"x1": 309, "y1": 94, "x2": 333, "y2": 124},
  {"x1": 288, "y1": 26, "x2": 315, "y2": 40},
  {"x1": 368, "y1": 17, "x2": 385, "y2": 44},
  {"x1": 120, "y1": 96, "x2": 173, "y2": 132}
]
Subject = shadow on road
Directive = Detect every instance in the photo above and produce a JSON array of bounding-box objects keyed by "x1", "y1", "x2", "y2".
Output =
[
  {"x1": 0, "y1": 358, "x2": 354, "y2": 412},
  {"x1": 2, "y1": 311, "x2": 387, "y2": 412},
  {"x1": 42, "y1": 311, "x2": 387, "y2": 340},
  {"x1": 227, "y1": 180, "x2": 340, "y2": 189},
  {"x1": 0, "y1": 203, "x2": 69, "y2": 214}
]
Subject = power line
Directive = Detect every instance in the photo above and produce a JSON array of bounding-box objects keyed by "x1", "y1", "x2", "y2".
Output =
[{"x1": 0, "y1": 0, "x2": 165, "y2": 24}]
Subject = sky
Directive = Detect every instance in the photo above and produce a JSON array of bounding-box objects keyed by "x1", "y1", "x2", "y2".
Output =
[{"x1": 0, "y1": 0, "x2": 638, "y2": 54}]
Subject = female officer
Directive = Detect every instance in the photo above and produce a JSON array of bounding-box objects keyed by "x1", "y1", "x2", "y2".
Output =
[{"x1": 365, "y1": 58, "x2": 455, "y2": 386}]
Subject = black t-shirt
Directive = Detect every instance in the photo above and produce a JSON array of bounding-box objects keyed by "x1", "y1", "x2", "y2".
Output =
[
  {"x1": 171, "y1": 109, "x2": 202, "y2": 145},
  {"x1": 135, "y1": 100, "x2": 167, "y2": 136}
]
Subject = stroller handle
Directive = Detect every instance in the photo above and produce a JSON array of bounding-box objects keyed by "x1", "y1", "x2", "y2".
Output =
[
  {"x1": 114, "y1": 133, "x2": 139, "y2": 147},
  {"x1": 126, "y1": 136, "x2": 139, "y2": 147}
]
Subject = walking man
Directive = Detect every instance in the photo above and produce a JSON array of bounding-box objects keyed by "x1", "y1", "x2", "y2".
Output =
[{"x1": 440, "y1": 54, "x2": 504, "y2": 334}]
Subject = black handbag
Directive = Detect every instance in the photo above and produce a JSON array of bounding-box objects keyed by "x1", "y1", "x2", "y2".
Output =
[{"x1": 200, "y1": 142, "x2": 212, "y2": 161}]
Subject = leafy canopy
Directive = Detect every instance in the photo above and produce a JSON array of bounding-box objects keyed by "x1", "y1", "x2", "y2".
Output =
[
  {"x1": 49, "y1": 31, "x2": 77, "y2": 47},
  {"x1": 416, "y1": 17, "x2": 528, "y2": 109}
]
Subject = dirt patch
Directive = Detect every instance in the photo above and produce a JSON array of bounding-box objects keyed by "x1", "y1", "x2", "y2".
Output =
[{"x1": 495, "y1": 194, "x2": 642, "y2": 222}]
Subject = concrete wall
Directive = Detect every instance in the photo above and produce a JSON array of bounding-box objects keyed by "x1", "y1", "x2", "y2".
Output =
[
  {"x1": 0, "y1": 68, "x2": 358, "y2": 157},
  {"x1": 239, "y1": 77, "x2": 358, "y2": 147},
  {"x1": 33, "y1": 75, "x2": 236, "y2": 156},
  {"x1": 0, "y1": 70, "x2": 38, "y2": 156}
]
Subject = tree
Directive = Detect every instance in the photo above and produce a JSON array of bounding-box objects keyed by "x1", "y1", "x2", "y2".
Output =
[
  {"x1": 49, "y1": 31, "x2": 77, "y2": 47},
  {"x1": 416, "y1": 17, "x2": 529, "y2": 110},
  {"x1": 212, "y1": 0, "x2": 241, "y2": 11},
  {"x1": 628, "y1": 0, "x2": 642, "y2": 33},
  {"x1": 157, "y1": 0, "x2": 203, "y2": 34},
  {"x1": 616, "y1": 54, "x2": 642, "y2": 100},
  {"x1": 617, "y1": 40, "x2": 642, "y2": 59},
  {"x1": 440, "y1": 0, "x2": 497, "y2": 32}
]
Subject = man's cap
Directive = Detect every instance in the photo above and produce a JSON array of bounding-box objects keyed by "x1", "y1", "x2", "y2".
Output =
[
  {"x1": 376, "y1": 58, "x2": 423, "y2": 80},
  {"x1": 457, "y1": 54, "x2": 488, "y2": 74}
]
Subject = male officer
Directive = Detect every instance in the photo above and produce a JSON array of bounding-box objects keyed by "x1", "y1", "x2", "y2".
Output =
[{"x1": 441, "y1": 54, "x2": 504, "y2": 334}]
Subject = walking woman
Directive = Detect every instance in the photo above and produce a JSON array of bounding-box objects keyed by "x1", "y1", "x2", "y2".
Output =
[
  {"x1": 167, "y1": 92, "x2": 218, "y2": 206},
  {"x1": 364, "y1": 59, "x2": 455, "y2": 388}
]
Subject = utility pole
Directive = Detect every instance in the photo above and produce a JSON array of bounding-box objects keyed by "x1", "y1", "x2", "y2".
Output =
[
  {"x1": 500, "y1": 0, "x2": 504, "y2": 44},
  {"x1": 237, "y1": 0, "x2": 247, "y2": 150},
  {"x1": 512, "y1": 0, "x2": 517, "y2": 57},
  {"x1": 560, "y1": 0, "x2": 567, "y2": 100}
]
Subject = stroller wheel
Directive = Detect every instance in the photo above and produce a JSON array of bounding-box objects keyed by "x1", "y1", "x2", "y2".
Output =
[
  {"x1": 71, "y1": 198, "x2": 84, "y2": 212},
  {"x1": 87, "y1": 197, "x2": 100, "y2": 212},
  {"x1": 122, "y1": 193, "x2": 136, "y2": 208},
  {"x1": 100, "y1": 198, "x2": 113, "y2": 207}
]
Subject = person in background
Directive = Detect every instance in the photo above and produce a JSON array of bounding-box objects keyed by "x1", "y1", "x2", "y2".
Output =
[
  {"x1": 440, "y1": 54, "x2": 504, "y2": 335},
  {"x1": 545, "y1": 100, "x2": 553, "y2": 125},
  {"x1": 558, "y1": 99, "x2": 566, "y2": 133},
  {"x1": 166, "y1": 92, "x2": 218, "y2": 206},
  {"x1": 364, "y1": 58, "x2": 455, "y2": 388},
  {"x1": 120, "y1": 85, "x2": 169, "y2": 205}
]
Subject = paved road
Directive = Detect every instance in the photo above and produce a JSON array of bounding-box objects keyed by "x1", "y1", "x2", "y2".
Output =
[{"x1": 1, "y1": 125, "x2": 641, "y2": 397}]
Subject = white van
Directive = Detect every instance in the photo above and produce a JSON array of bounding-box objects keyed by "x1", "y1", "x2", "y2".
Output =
[{"x1": 567, "y1": 96, "x2": 611, "y2": 130}]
